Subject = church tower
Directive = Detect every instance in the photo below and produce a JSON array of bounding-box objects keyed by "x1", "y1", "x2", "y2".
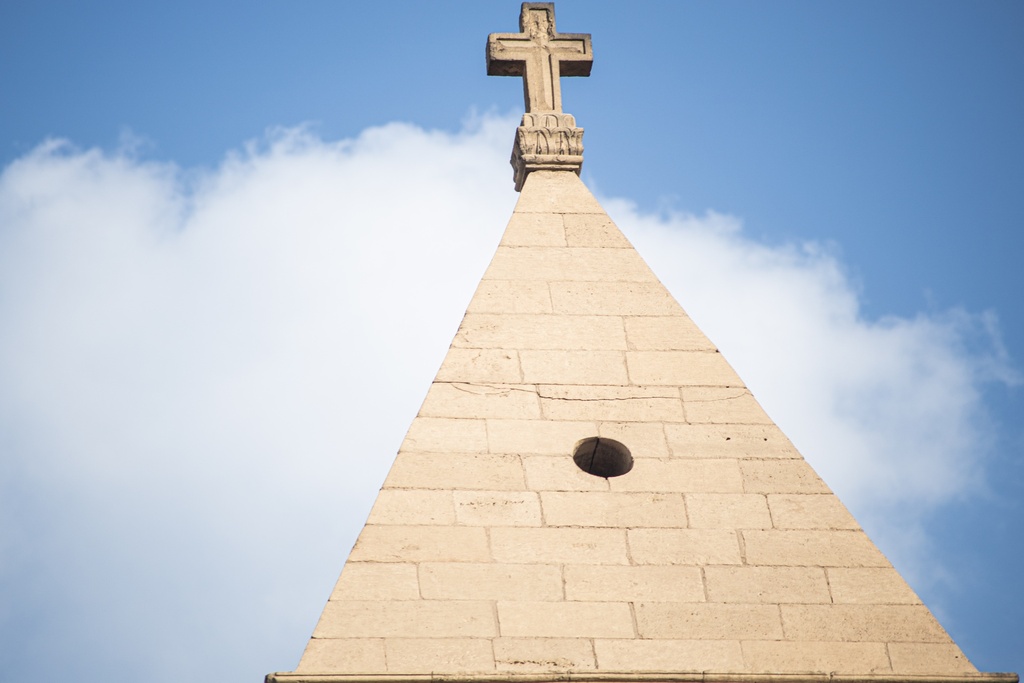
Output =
[{"x1": 267, "y1": 5, "x2": 1017, "y2": 682}]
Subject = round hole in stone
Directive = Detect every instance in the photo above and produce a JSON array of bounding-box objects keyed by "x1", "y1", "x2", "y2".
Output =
[{"x1": 572, "y1": 437, "x2": 633, "y2": 478}]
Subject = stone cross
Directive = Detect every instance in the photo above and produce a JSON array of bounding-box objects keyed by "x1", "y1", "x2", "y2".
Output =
[{"x1": 487, "y1": 3, "x2": 593, "y2": 113}]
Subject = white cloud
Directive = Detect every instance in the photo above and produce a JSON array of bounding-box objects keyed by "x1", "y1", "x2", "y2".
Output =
[{"x1": 0, "y1": 115, "x2": 1014, "y2": 682}]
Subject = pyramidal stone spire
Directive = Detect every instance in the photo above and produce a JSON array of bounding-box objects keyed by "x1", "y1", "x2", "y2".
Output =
[{"x1": 266, "y1": 5, "x2": 1017, "y2": 683}]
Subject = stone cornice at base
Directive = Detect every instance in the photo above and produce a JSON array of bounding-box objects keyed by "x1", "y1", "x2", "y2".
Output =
[{"x1": 266, "y1": 672, "x2": 1020, "y2": 683}]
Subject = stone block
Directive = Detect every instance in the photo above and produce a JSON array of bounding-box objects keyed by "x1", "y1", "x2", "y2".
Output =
[
  {"x1": 497, "y1": 601, "x2": 635, "y2": 638},
  {"x1": 329, "y1": 563, "x2": 421, "y2": 601},
  {"x1": 741, "y1": 459, "x2": 830, "y2": 493},
  {"x1": 540, "y1": 385, "x2": 684, "y2": 422},
  {"x1": 467, "y1": 280, "x2": 552, "y2": 314},
  {"x1": 550, "y1": 281, "x2": 682, "y2": 316},
  {"x1": 541, "y1": 491, "x2": 688, "y2": 528},
  {"x1": 564, "y1": 565, "x2": 704, "y2": 602},
  {"x1": 419, "y1": 382, "x2": 540, "y2": 420},
  {"x1": 314, "y1": 600, "x2": 496, "y2": 638},
  {"x1": 349, "y1": 525, "x2": 490, "y2": 563},
  {"x1": 826, "y1": 568, "x2": 922, "y2": 605},
  {"x1": 385, "y1": 638, "x2": 496, "y2": 673},
  {"x1": 768, "y1": 494, "x2": 860, "y2": 529},
  {"x1": 519, "y1": 349, "x2": 629, "y2": 384},
  {"x1": 626, "y1": 350, "x2": 743, "y2": 387},
  {"x1": 514, "y1": 171, "x2": 605, "y2": 214},
  {"x1": 686, "y1": 493, "x2": 771, "y2": 529},
  {"x1": 741, "y1": 640, "x2": 892, "y2": 674},
  {"x1": 384, "y1": 452, "x2": 526, "y2": 491},
  {"x1": 454, "y1": 490, "x2": 542, "y2": 526},
  {"x1": 435, "y1": 348, "x2": 523, "y2": 383},
  {"x1": 665, "y1": 423, "x2": 799, "y2": 459},
  {"x1": 419, "y1": 563, "x2": 563, "y2": 601},
  {"x1": 635, "y1": 602, "x2": 783, "y2": 640},
  {"x1": 623, "y1": 315, "x2": 716, "y2": 351},
  {"x1": 494, "y1": 637, "x2": 597, "y2": 671},
  {"x1": 484, "y1": 246, "x2": 653, "y2": 282},
  {"x1": 888, "y1": 643, "x2": 978, "y2": 674},
  {"x1": 500, "y1": 212, "x2": 566, "y2": 247},
  {"x1": 681, "y1": 388, "x2": 772, "y2": 424},
  {"x1": 594, "y1": 639, "x2": 744, "y2": 672},
  {"x1": 488, "y1": 419, "x2": 597, "y2": 455},
  {"x1": 780, "y1": 604, "x2": 950, "y2": 642},
  {"x1": 609, "y1": 458, "x2": 743, "y2": 493},
  {"x1": 491, "y1": 527, "x2": 629, "y2": 564},
  {"x1": 401, "y1": 417, "x2": 488, "y2": 453},
  {"x1": 522, "y1": 455, "x2": 610, "y2": 492},
  {"x1": 628, "y1": 529, "x2": 742, "y2": 565},
  {"x1": 296, "y1": 638, "x2": 386, "y2": 673},
  {"x1": 366, "y1": 489, "x2": 455, "y2": 526},
  {"x1": 704, "y1": 566, "x2": 830, "y2": 604},
  {"x1": 454, "y1": 313, "x2": 626, "y2": 350},
  {"x1": 563, "y1": 213, "x2": 631, "y2": 248},
  {"x1": 598, "y1": 422, "x2": 669, "y2": 457},
  {"x1": 742, "y1": 530, "x2": 889, "y2": 567}
]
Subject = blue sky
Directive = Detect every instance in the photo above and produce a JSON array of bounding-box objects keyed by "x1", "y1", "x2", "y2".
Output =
[{"x1": 1, "y1": 2, "x2": 1021, "y2": 681}]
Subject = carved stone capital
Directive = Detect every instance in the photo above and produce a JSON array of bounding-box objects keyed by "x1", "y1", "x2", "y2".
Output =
[{"x1": 510, "y1": 112, "x2": 585, "y2": 192}]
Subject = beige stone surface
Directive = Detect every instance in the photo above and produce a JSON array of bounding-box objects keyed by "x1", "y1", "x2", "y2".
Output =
[
  {"x1": 519, "y1": 349, "x2": 629, "y2": 384},
  {"x1": 500, "y1": 212, "x2": 566, "y2": 247},
  {"x1": 522, "y1": 455, "x2": 610, "y2": 492},
  {"x1": 296, "y1": 638, "x2": 386, "y2": 673},
  {"x1": 453, "y1": 490, "x2": 542, "y2": 526},
  {"x1": 628, "y1": 529, "x2": 742, "y2": 565},
  {"x1": 550, "y1": 281, "x2": 682, "y2": 316},
  {"x1": 595, "y1": 639, "x2": 745, "y2": 672},
  {"x1": 740, "y1": 640, "x2": 892, "y2": 674},
  {"x1": 686, "y1": 493, "x2": 771, "y2": 529},
  {"x1": 366, "y1": 489, "x2": 455, "y2": 526},
  {"x1": 627, "y1": 350, "x2": 743, "y2": 387},
  {"x1": 888, "y1": 643, "x2": 978, "y2": 674},
  {"x1": 665, "y1": 423, "x2": 799, "y2": 458},
  {"x1": 564, "y1": 565, "x2": 704, "y2": 602},
  {"x1": 563, "y1": 213, "x2": 632, "y2": 248},
  {"x1": 419, "y1": 382, "x2": 540, "y2": 420},
  {"x1": 704, "y1": 566, "x2": 830, "y2": 604},
  {"x1": 636, "y1": 602, "x2": 784, "y2": 640},
  {"x1": 539, "y1": 384, "x2": 684, "y2": 422},
  {"x1": 348, "y1": 525, "x2": 490, "y2": 563},
  {"x1": 742, "y1": 530, "x2": 889, "y2": 567},
  {"x1": 681, "y1": 387, "x2": 773, "y2": 423},
  {"x1": 466, "y1": 280, "x2": 552, "y2": 314},
  {"x1": 769, "y1": 493, "x2": 860, "y2": 529},
  {"x1": 491, "y1": 527, "x2": 628, "y2": 564},
  {"x1": 400, "y1": 417, "x2": 488, "y2": 453},
  {"x1": 624, "y1": 315, "x2": 716, "y2": 351},
  {"x1": 487, "y1": 418, "x2": 596, "y2": 455},
  {"x1": 454, "y1": 313, "x2": 626, "y2": 350},
  {"x1": 314, "y1": 600, "x2": 496, "y2": 638},
  {"x1": 329, "y1": 563, "x2": 420, "y2": 601},
  {"x1": 419, "y1": 563, "x2": 562, "y2": 601},
  {"x1": 541, "y1": 491, "x2": 688, "y2": 528},
  {"x1": 498, "y1": 601, "x2": 635, "y2": 638},
  {"x1": 434, "y1": 348, "x2": 523, "y2": 383},
  {"x1": 383, "y1": 452, "x2": 526, "y2": 491},
  {"x1": 384, "y1": 638, "x2": 495, "y2": 673},
  {"x1": 780, "y1": 604, "x2": 950, "y2": 642},
  {"x1": 512, "y1": 171, "x2": 604, "y2": 213},
  {"x1": 598, "y1": 421, "x2": 670, "y2": 457},
  {"x1": 826, "y1": 567, "x2": 923, "y2": 604},
  {"x1": 484, "y1": 246, "x2": 654, "y2": 283},
  {"x1": 493, "y1": 637, "x2": 597, "y2": 671},
  {"x1": 609, "y1": 458, "x2": 743, "y2": 493},
  {"x1": 741, "y1": 459, "x2": 830, "y2": 493}
]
